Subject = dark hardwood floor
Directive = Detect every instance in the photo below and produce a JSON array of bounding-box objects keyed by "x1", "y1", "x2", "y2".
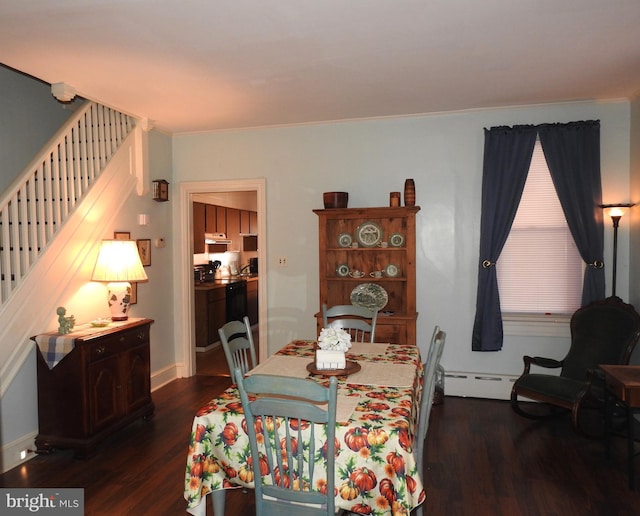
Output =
[{"x1": 3, "y1": 348, "x2": 640, "y2": 515}]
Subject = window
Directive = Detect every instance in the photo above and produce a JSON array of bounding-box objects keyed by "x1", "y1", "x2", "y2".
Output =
[{"x1": 497, "y1": 140, "x2": 582, "y2": 315}]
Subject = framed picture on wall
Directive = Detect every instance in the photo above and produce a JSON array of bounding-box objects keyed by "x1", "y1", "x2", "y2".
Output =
[
  {"x1": 114, "y1": 231, "x2": 131, "y2": 240},
  {"x1": 137, "y1": 239, "x2": 151, "y2": 266},
  {"x1": 130, "y1": 282, "x2": 137, "y2": 305}
]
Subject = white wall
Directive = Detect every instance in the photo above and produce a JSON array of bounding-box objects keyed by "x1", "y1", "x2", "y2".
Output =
[
  {"x1": 173, "y1": 100, "x2": 632, "y2": 377},
  {"x1": 0, "y1": 65, "x2": 79, "y2": 192}
]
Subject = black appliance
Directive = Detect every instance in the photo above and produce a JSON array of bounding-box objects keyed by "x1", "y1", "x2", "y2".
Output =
[
  {"x1": 194, "y1": 267, "x2": 206, "y2": 283},
  {"x1": 194, "y1": 260, "x2": 221, "y2": 283},
  {"x1": 226, "y1": 280, "x2": 247, "y2": 322},
  {"x1": 249, "y1": 257, "x2": 258, "y2": 274}
]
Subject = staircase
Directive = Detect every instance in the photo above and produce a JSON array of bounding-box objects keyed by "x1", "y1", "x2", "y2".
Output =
[
  {"x1": 0, "y1": 101, "x2": 142, "y2": 396},
  {"x1": 0, "y1": 102, "x2": 134, "y2": 302}
]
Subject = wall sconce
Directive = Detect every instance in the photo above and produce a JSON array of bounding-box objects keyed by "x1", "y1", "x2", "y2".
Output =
[
  {"x1": 91, "y1": 240, "x2": 148, "y2": 320},
  {"x1": 600, "y1": 203, "x2": 635, "y2": 297},
  {"x1": 152, "y1": 179, "x2": 169, "y2": 202}
]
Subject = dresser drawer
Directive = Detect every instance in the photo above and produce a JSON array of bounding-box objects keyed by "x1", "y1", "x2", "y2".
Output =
[{"x1": 86, "y1": 325, "x2": 149, "y2": 363}]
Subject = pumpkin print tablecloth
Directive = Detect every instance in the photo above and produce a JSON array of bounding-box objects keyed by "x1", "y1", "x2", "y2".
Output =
[{"x1": 184, "y1": 340, "x2": 426, "y2": 515}]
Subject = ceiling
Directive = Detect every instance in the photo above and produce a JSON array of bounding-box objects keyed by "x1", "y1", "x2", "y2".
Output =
[{"x1": 1, "y1": 0, "x2": 639, "y2": 134}]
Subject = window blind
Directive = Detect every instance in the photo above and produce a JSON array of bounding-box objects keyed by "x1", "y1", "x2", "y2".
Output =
[{"x1": 498, "y1": 140, "x2": 582, "y2": 314}]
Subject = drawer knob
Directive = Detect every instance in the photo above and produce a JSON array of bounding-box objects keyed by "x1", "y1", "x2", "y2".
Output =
[{"x1": 96, "y1": 346, "x2": 106, "y2": 355}]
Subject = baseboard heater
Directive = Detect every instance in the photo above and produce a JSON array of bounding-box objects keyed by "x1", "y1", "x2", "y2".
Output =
[{"x1": 443, "y1": 371, "x2": 519, "y2": 401}]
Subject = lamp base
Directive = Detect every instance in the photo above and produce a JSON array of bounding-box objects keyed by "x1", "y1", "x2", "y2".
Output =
[{"x1": 107, "y1": 281, "x2": 132, "y2": 321}]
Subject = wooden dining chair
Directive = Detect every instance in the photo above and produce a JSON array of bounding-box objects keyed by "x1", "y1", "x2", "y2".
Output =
[
  {"x1": 322, "y1": 303, "x2": 378, "y2": 343},
  {"x1": 234, "y1": 369, "x2": 339, "y2": 515},
  {"x1": 218, "y1": 316, "x2": 257, "y2": 377},
  {"x1": 414, "y1": 327, "x2": 446, "y2": 516}
]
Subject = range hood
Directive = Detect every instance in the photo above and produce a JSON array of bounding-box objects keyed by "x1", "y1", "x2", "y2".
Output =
[{"x1": 205, "y1": 232, "x2": 232, "y2": 245}]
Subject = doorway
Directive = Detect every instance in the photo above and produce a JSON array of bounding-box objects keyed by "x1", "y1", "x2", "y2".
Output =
[{"x1": 175, "y1": 179, "x2": 267, "y2": 378}]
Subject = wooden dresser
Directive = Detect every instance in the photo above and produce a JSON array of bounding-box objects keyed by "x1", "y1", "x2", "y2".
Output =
[{"x1": 33, "y1": 318, "x2": 154, "y2": 458}]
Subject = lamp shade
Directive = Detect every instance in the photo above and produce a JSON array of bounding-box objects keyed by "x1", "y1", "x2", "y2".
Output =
[
  {"x1": 92, "y1": 240, "x2": 148, "y2": 320},
  {"x1": 92, "y1": 240, "x2": 148, "y2": 282}
]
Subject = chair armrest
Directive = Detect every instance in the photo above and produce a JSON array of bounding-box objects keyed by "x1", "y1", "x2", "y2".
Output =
[
  {"x1": 586, "y1": 367, "x2": 606, "y2": 389},
  {"x1": 522, "y1": 355, "x2": 563, "y2": 374}
]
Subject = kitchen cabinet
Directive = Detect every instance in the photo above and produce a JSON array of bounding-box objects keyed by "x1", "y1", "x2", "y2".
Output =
[
  {"x1": 240, "y1": 210, "x2": 251, "y2": 234},
  {"x1": 240, "y1": 210, "x2": 258, "y2": 234},
  {"x1": 195, "y1": 285, "x2": 226, "y2": 350},
  {"x1": 247, "y1": 279, "x2": 258, "y2": 326},
  {"x1": 215, "y1": 206, "x2": 227, "y2": 233},
  {"x1": 33, "y1": 318, "x2": 154, "y2": 458},
  {"x1": 226, "y1": 207, "x2": 240, "y2": 243},
  {"x1": 194, "y1": 203, "x2": 258, "y2": 254},
  {"x1": 313, "y1": 206, "x2": 419, "y2": 345},
  {"x1": 193, "y1": 202, "x2": 206, "y2": 254},
  {"x1": 205, "y1": 204, "x2": 217, "y2": 232}
]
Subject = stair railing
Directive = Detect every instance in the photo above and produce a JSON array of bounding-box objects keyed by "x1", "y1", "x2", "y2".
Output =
[{"x1": 0, "y1": 101, "x2": 135, "y2": 304}]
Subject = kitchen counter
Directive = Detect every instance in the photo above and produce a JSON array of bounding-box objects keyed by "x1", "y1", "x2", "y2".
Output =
[{"x1": 194, "y1": 275, "x2": 258, "y2": 290}]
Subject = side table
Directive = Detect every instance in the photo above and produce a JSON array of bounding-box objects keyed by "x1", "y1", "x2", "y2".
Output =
[{"x1": 600, "y1": 364, "x2": 640, "y2": 489}]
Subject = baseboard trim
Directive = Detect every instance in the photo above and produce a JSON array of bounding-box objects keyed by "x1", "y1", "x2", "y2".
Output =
[
  {"x1": 196, "y1": 342, "x2": 220, "y2": 353},
  {"x1": 151, "y1": 363, "x2": 179, "y2": 391},
  {"x1": 1, "y1": 431, "x2": 38, "y2": 474}
]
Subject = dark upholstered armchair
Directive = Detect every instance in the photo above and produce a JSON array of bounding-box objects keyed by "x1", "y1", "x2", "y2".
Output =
[{"x1": 511, "y1": 296, "x2": 640, "y2": 432}]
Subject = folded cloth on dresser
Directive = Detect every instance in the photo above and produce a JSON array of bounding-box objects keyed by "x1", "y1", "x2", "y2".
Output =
[{"x1": 35, "y1": 321, "x2": 132, "y2": 369}]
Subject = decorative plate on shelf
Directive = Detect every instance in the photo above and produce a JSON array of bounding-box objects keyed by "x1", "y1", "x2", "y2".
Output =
[
  {"x1": 355, "y1": 221, "x2": 383, "y2": 248},
  {"x1": 336, "y1": 263, "x2": 350, "y2": 277},
  {"x1": 385, "y1": 264, "x2": 400, "y2": 277},
  {"x1": 389, "y1": 232, "x2": 405, "y2": 247},
  {"x1": 350, "y1": 283, "x2": 389, "y2": 310},
  {"x1": 338, "y1": 233, "x2": 353, "y2": 248}
]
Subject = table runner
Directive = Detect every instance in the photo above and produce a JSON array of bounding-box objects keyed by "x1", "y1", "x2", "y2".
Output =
[
  {"x1": 245, "y1": 355, "x2": 311, "y2": 378},
  {"x1": 347, "y1": 361, "x2": 417, "y2": 387},
  {"x1": 348, "y1": 342, "x2": 389, "y2": 354}
]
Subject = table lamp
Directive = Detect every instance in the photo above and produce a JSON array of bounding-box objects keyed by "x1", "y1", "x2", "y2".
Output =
[{"x1": 91, "y1": 240, "x2": 148, "y2": 320}]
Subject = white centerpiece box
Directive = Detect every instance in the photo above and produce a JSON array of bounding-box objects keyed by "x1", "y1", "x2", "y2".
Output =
[{"x1": 316, "y1": 327, "x2": 351, "y2": 370}]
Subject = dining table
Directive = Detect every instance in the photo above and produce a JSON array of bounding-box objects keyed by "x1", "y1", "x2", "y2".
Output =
[{"x1": 184, "y1": 340, "x2": 426, "y2": 515}]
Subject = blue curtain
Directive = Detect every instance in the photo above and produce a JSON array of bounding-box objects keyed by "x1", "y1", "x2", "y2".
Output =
[
  {"x1": 472, "y1": 125, "x2": 537, "y2": 351},
  {"x1": 472, "y1": 121, "x2": 604, "y2": 351},
  {"x1": 539, "y1": 121, "x2": 605, "y2": 305}
]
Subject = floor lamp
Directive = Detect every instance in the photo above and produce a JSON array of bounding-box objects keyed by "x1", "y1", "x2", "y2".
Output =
[{"x1": 600, "y1": 203, "x2": 635, "y2": 297}]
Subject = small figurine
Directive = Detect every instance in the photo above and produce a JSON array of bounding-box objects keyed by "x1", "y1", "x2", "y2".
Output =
[{"x1": 57, "y1": 306, "x2": 76, "y2": 334}]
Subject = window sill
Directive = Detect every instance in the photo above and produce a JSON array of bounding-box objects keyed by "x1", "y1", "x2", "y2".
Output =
[{"x1": 502, "y1": 313, "x2": 571, "y2": 338}]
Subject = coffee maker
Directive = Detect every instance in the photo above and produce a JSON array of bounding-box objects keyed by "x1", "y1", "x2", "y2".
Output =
[{"x1": 249, "y1": 257, "x2": 258, "y2": 274}]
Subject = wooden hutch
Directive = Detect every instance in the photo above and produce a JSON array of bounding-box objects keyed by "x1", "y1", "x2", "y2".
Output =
[{"x1": 314, "y1": 206, "x2": 419, "y2": 344}]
